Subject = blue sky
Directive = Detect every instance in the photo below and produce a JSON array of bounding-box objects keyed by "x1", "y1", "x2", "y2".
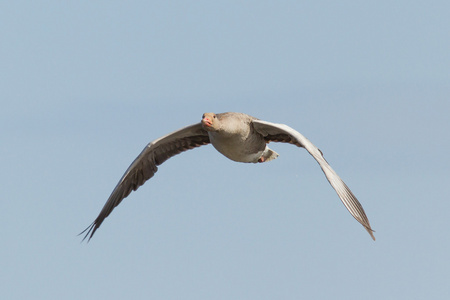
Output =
[{"x1": 1, "y1": 1, "x2": 449, "y2": 299}]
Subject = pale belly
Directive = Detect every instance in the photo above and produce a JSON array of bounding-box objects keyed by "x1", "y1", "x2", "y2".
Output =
[{"x1": 208, "y1": 132, "x2": 266, "y2": 163}]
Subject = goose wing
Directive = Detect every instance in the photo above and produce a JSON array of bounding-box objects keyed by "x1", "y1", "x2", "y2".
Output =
[
  {"x1": 252, "y1": 119, "x2": 375, "y2": 240},
  {"x1": 81, "y1": 123, "x2": 210, "y2": 241}
]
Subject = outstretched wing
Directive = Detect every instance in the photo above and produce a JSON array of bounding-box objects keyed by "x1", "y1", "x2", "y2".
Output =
[
  {"x1": 81, "y1": 123, "x2": 210, "y2": 241},
  {"x1": 252, "y1": 119, "x2": 375, "y2": 240}
]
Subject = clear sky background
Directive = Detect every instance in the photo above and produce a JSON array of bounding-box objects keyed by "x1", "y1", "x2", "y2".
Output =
[{"x1": 1, "y1": 1, "x2": 449, "y2": 299}]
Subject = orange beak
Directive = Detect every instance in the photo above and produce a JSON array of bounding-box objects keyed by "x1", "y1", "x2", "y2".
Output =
[{"x1": 202, "y1": 117, "x2": 212, "y2": 127}]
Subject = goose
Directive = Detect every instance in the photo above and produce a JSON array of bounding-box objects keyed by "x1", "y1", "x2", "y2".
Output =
[{"x1": 81, "y1": 112, "x2": 375, "y2": 241}]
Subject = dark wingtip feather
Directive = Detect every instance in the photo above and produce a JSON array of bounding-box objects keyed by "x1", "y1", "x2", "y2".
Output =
[
  {"x1": 78, "y1": 221, "x2": 97, "y2": 243},
  {"x1": 367, "y1": 228, "x2": 376, "y2": 241}
]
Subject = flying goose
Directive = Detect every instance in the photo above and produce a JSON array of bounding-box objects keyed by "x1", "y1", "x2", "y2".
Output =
[{"x1": 81, "y1": 112, "x2": 375, "y2": 241}]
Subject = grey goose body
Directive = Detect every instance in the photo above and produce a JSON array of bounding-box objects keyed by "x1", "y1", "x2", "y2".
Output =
[{"x1": 81, "y1": 112, "x2": 375, "y2": 241}]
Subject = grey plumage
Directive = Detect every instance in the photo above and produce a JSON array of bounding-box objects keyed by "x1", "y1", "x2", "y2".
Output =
[
  {"x1": 81, "y1": 112, "x2": 375, "y2": 241},
  {"x1": 81, "y1": 123, "x2": 210, "y2": 240}
]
